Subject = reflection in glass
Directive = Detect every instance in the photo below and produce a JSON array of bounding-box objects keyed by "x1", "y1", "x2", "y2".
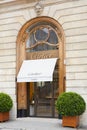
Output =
[
  {"x1": 48, "y1": 30, "x2": 58, "y2": 44},
  {"x1": 35, "y1": 28, "x2": 49, "y2": 41}
]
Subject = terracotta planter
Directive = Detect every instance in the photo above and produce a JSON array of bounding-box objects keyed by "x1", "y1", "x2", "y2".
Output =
[
  {"x1": 62, "y1": 116, "x2": 79, "y2": 128},
  {"x1": 0, "y1": 112, "x2": 9, "y2": 122}
]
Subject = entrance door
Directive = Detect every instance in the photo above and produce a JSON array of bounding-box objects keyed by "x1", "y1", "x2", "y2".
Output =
[
  {"x1": 16, "y1": 17, "x2": 65, "y2": 118},
  {"x1": 27, "y1": 60, "x2": 58, "y2": 117}
]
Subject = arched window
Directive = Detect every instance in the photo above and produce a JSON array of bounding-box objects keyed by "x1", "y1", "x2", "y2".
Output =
[{"x1": 26, "y1": 22, "x2": 60, "y2": 52}]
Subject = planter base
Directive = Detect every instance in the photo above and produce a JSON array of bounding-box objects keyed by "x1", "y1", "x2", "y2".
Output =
[
  {"x1": 0, "y1": 112, "x2": 9, "y2": 122},
  {"x1": 62, "y1": 116, "x2": 79, "y2": 128}
]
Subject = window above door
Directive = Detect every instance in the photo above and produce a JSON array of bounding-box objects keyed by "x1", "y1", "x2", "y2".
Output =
[{"x1": 26, "y1": 22, "x2": 62, "y2": 52}]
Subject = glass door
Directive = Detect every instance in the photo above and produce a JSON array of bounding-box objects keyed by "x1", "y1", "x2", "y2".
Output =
[
  {"x1": 28, "y1": 61, "x2": 59, "y2": 118},
  {"x1": 34, "y1": 82, "x2": 54, "y2": 117}
]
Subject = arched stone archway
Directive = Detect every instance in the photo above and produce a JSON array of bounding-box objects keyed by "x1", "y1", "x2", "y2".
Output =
[{"x1": 16, "y1": 16, "x2": 65, "y2": 117}]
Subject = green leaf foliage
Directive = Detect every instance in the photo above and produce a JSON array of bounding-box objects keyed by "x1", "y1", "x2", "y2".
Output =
[
  {"x1": 0, "y1": 93, "x2": 13, "y2": 112},
  {"x1": 55, "y1": 92, "x2": 86, "y2": 116}
]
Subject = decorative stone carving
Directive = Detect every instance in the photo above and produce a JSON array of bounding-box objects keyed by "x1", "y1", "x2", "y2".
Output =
[{"x1": 34, "y1": 0, "x2": 44, "y2": 16}]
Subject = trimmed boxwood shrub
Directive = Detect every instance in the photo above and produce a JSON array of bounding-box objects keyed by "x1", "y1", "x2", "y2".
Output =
[
  {"x1": 0, "y1": 93, "x2": 13, "y2": 112},
  {"x1": 55, "y1": 92, "x2": 86, "y2": 116}
]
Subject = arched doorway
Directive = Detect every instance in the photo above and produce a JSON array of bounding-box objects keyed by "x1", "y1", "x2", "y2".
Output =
[{"x1": 16, "y1": 16, "x2": 65, "y2": 118}]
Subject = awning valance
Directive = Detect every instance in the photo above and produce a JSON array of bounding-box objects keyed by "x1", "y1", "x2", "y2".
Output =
[{"x1": 17, "y1": 58, "x2": 57, "y2": 82}]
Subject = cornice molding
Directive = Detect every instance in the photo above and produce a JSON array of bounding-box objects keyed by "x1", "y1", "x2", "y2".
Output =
[
  {"x1": 0, "y1": 0, "x2": 15, "y2": 4},
  {"x1": 0, "y1": 0, "x2": 80, "y2": 14}
]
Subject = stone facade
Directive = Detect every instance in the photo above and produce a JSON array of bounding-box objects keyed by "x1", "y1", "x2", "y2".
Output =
[{"x1": 0, "y1": 0, "x2": 87, "y2": 126}]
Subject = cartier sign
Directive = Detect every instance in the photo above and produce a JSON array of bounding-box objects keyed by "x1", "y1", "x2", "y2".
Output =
[{"x1": 26, "y1": 50, "x2": 58, "y2": 60}]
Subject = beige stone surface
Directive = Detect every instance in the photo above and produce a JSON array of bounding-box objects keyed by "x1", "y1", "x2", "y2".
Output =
[{"x1": 0, "y1": 0, "x2": 87, "y2": 125}]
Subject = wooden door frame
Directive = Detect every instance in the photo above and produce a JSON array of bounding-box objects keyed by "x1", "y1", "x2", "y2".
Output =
[{"x1": 16, "y1": 16, "x2": 65, "y2": 115}]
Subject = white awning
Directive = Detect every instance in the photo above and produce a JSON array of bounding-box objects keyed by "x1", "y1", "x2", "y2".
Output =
[{"x1": 17, "y1": 58, "x2": 57, "y2": 82}]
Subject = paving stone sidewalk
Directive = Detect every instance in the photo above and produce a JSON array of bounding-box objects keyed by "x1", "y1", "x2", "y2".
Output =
[{"x1": 0, "y1": 118, "x2": 86, "y2": 130}]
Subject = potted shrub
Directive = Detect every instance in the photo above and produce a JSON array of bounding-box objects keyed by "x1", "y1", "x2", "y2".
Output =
[
  {"x1": 0, "y1": 92, "x2": 13, "y2": 122},
  {"x1": 55, "y1": 92, "x2": 86, "y2": 128}
]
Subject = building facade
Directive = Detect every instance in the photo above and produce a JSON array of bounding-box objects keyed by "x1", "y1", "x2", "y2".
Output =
[{"x1": 0, "y1": 0, "x2": 87, "y2": 126}]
